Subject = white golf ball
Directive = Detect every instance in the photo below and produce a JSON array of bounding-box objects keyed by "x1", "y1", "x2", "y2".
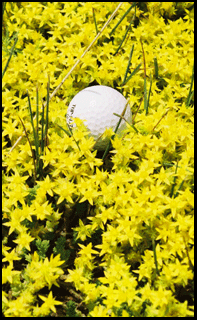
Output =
[{"x1": 66, "y1": 85, "x2": 132, "y2": 150}]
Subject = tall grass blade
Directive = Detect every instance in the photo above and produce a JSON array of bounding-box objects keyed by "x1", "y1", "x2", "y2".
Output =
[
  {"x1": 36, "y1": 86, "x2": 39, "y2": 140},
  {"x1": 102, "y1": 100, "x2": 129, "y2": 160},
  {"x1": 186, "y1": 63, "x2": 194, "y2": 107},
  {"x1": 143, "y1": 76, "x2": 147, "y2": 113},
  {"x1": 109, "y1": 2, "x2": 136, "y2": 37},
  {"x1": 44, "y1": 75, "x2": 50, "y2": 149},
  {"x1": 41, "y1": 100, "x2": 45, "y2": 155},
  {"x1": 132, "y1": 96, "x2": 143, "y2": 124},
  {"x1": 152, "y1": 237, "x2": 160, "y2": 276},
  {"x1": 169, "y1": 161, "x2": 179, "y2": 198},
  {"x1": 152, "y1": 109, "x2": 169, "y2": 132},
  {"x1": 140, "y1": 39, "x2": 150, "y2": 115},
  {"x1": 114, "y1": 17, "x2": 134, "y2": 56},
  {"x1": 35, "y1": 86, "x2": 40, "y2": 172},
  {"x1": 121, "y1": 44, "x2": 134, "y2": 86},
  {"x1": 102, "y1": 139, "x2": 112, "y2": 161},
  {"x1": 56, "y1": 124, "x2": 72, "y2": 137},
  {"x1": 146, "y1": 74, "x2": 152, "y2": 115},
  {"x1": 174, "y1": 179, "x2": 185, "y2": 199},
  {"x1": 2, "y1": 33, "x2": 18, "y2": 79},
  {"x1": 154, "y1": 57, "x2": 159, "y2": 79},
  {"x1": 114, "y1": 100, "x2": 129, "y2": 135},
  {"x1": 122, "y1": 63, "x2": 142, "y2": 86},
  {"x1": 56, "y1": 124, "x2": 80, "y2": 151},
  {"x1": 92, "y1": 8, "x2": 98, "y2": 34},
  {"x1": 38, "y1": 99, "x2": 45, "y2": 179},
  {"x1": 18, "y1": 116, "x2": 37, "y2": 184},
  {"x1": 2, "y1": 2, "x2": 7, "y2": 22},
  {"x1": 26, "y1": 90, "x2": 39, "y2": 163},
  {"x1": 113, "y1": 112, "x2": 139, "y2": 133}
]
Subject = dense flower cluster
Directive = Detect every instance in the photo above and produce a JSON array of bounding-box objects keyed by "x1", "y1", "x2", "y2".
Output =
[{"x1": 2, "y1": 2, "x2": 194, "y2": 317}]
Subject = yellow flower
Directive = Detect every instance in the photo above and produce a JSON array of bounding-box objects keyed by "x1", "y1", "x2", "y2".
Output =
[
  {"x1": 65, "y1": 267, "x2": 88, "y2": 291},
  {"x1": 2, "y1": 248, "x2": 21, "y2": 267},
  {"x1": 133, "y1": 250, "x2": 154, "y2": 281},
  {"x1": 165, "y1": 196, "x2": 187, "y2": 218},
  {"x1": 74, "y1": 219, "x2": 91, "y2": 241},
  {"x1": 78, "y1": 243, "x2": 98, "y2": 260},
  {"x1": 4, "y1": 295, "x2": 32, "y2": 317},
  {"x1": 2, "y1": 265, "x2": 20, "y2": 284},
  {"x1": 40, "y1": 147, "x2": 57, "y2": 168},
  {"x1": 3, "y1": 209, "x2": 26, "y2": 235},
  {"x1": 155, "y1": 166, "x2": 173, "y2": 186},
  {"x1": 55, "y1": 179, "x2": 76, "y2": 204},
  {"x1": 33, "y1": 200, "x2": 53, "y2": 220},
  {"x1": 36, "y1": 175, "x2": 55, "y2": 197},
  {"x1": 122, "y1": 310, "x2": 130, "y2": 317},
  {"x1": 96, "y1": 206, "x2": 117, "y2": 224},
  {"x1": 6, "y1": 169, "x2": 29, "y2": 186},
  {"x1": 90, "y1": 305, "x2": 110, "y2": 317},
  {"x1": 39, "y1": 291, "x2": 62, "y2": 314},
  {"x1": 134, "y1": 159, "x2": 155, "y2": 185},
  {"x1": 13, "y1": 231, "x2": 34, "y2": 251},
  {"x1": 78, "y1": 178, "x2": 100, "y2": 206}
]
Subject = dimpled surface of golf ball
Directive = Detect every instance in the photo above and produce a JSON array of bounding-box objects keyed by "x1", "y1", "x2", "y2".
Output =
[{"x1": 66, "y1": 85, "x2": 132, "y2": 150}]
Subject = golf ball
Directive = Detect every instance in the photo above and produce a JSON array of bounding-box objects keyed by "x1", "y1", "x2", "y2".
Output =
[{"x1": 66, "y1": 85, "x2": 132, "y2": 150}]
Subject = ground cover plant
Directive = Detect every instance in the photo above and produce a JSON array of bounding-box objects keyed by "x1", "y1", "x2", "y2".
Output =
[{"x1": 2, "y1": 2, "x2": 194, "y2": 317}]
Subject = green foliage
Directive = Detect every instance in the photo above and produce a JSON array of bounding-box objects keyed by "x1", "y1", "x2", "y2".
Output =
[
  {"x1": 35, "y1": 239, "x2": 50, "y2": 260},
  {"x1": 25, "y1": 185, "x2": 40, "y2": 206},
  {"x1": 64, "y1": 300, "x2": 82, "y2": 317},
  {"x1": 53, "y1": 236, "x2": 71, "y2": 267}
]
